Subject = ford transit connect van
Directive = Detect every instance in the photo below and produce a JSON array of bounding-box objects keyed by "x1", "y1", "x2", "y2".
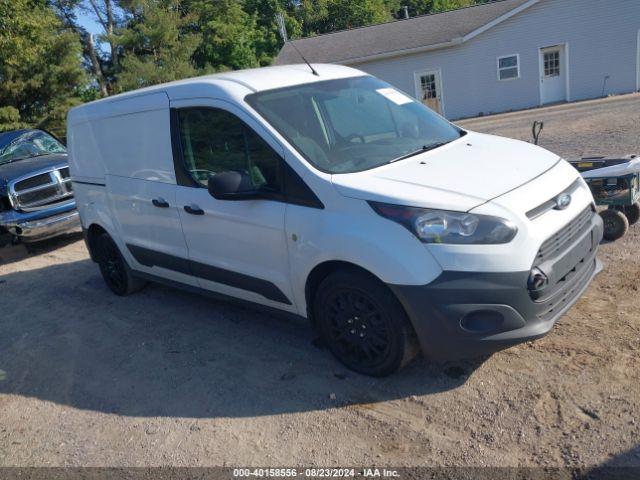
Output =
[{"x1": 67, "y1": 64, "x2": 603, "y2": 376}]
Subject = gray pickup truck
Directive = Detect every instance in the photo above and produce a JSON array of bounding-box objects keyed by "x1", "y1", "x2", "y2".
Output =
[{"x1": 0, "y1": 129, "x2": 80, "y2": 247}]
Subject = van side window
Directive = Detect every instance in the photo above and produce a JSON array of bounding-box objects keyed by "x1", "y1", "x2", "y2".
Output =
[{"x1": 177, "y1": 107, "x2": 282, "y2": 191}]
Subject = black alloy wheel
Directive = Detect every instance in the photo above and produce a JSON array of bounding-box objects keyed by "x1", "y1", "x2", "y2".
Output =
[
  {"x1": 314, "y1": 269, "x2": 418, "y2": 377},
  {"x1": 96, "y1": 233, "x2": 146, "y2": 296},
  {"x1": 325, "y1": 289, "x2": 392, "y2": 369}
]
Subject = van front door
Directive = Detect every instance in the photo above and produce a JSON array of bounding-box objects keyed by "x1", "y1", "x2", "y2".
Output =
[{"x1": 170, "y1": 99, "x2": 296, "y2": 311}]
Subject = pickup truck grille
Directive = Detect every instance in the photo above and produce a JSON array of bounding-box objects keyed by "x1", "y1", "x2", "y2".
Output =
[
  {"x1": 14, "y1": 173, "x2": 52, "y2": 191},
  {"x1": 9, "y1": 167, "x2": 74, "y2": 211}
]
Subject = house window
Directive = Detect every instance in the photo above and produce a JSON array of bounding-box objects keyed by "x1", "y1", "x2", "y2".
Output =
[
  {"x1": 543, "y1": 50, "x2": 560, "y2": 77},
  {"x1": 497, "y1": 54, "x2": 520, "y2": 80}
]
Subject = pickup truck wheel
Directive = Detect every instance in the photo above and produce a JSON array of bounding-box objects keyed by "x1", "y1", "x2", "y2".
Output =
[
  {"x1": 96, "y1": 233, "x2": 146, "y2": 296},
  {"x1": 314, "y1": 269, "x2": 418, "y2": 377},
  {"x1": 601, "y1": 209, "x2": 629, "y2": 241}
]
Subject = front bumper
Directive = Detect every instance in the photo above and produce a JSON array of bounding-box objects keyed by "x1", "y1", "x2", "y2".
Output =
[
  {"x1": 0, "y1": 209, "x2": 81, "y2": 242},
  {"x1": 389, "y1": 211, "x2": 604, "y2": 361}
]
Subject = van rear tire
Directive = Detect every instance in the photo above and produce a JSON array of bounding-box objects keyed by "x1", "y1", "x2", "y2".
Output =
[
  {"x1": 314, "y1": 269, "x2": 418, "y2": 377},
  {"x1": 95, "y1": 233, "x2": 146, "y2": 296}
]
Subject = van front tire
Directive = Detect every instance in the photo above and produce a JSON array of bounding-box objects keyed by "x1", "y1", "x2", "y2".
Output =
[
  {"x1": 314, "y1": 269, "x2": 418, "y2": 377},
  {"x1": 96, "y1": 233, "x2": 146, "y2": 296}
]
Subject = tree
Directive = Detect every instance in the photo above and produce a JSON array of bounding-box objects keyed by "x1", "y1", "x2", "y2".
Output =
[
  {"x1": 185, "y1": 0, "x2": 261, "y2": 72},
  {"x1": 243, "y1": 0, "x2": 301, "y2": 65},
  {"x1": 395, "y1": 0, "x2": 432, "y2": 17},
  {"x1": 294, "y1": 0, "x2": 398, "y2": 36},
  {"x1": 50, "y1": 0, "x2": 123, "y2": 97},
  {"x1": 115, "y1": 0, "x2": 201, "y2": 91},
  {"x1": 0, "y1": 108, "x2": 28, "y2": 133},
  {"x1": 396, "y1": 0, "x2": 481, "y2": 17},
  {"x1": 0, "y1": 0, "x2": 85, "y2": 135},
  {"x1": 431, "y1": 0, "x2": 479, "y2": 13}
]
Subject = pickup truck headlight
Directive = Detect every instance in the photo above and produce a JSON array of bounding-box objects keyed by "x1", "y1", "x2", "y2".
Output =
[{"x1": 369, "y1": 201, "x2": 517, "y2": 244}]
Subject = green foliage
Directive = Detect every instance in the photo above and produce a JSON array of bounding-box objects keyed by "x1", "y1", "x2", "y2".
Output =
[
  {"x1": 0, "y1": 0, "x2": 490, "y2": 136},
  {"x1": 396, "y1": 0, "x2": 433, "y2": 17},
  {"x1": 115, "y1": 0, "x2": 200, "y2": 91},
  {"x1": 0, "y1": 0, "x2": 85, "y2": 134},
  {"x1": 398, "y1": 0, "x2": 482, "y2": 16},
  {"x1": 0, "y1": 107, "x2": 28, "y2": 133},
  {"x1": 244, "y1": 0, "x2": 301, "y2": 65},
  {"x1": 187, "y1": 0, "x2": 260, "y2": 71},
  {"x1": 296, "y1": 0, "x2": 395, "y2": 36},
  {"x1": 37, "y1": 96, "x2": 84, "y2": 138},
  {"x1": 431, "y1": 0, "x2": 479, "y2": 13}
]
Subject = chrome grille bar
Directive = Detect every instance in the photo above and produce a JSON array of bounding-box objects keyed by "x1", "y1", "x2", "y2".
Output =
[{"x1": 8, "y1": 165, "x2": 74, "y2": 211}]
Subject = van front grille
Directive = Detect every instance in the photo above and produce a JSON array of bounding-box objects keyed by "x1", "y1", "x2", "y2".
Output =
[
  {"x1": 535, "y1": 257, "x2": 597, "y2": 321},
  {"x1": 535, "y1": 206, "x2": 594, "y2": 265}
]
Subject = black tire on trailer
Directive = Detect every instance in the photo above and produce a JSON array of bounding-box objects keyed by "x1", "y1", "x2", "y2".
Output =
[
  {"x1": 313, "y1": 268, "x2": 419, "y2": 377},
  {"x1": 95, "y1": 233, "x2": 147, "y2": 296},
  {"x1": 600, "y1": 209, "x2": 629, "y2": 241},
  {"x1": 623, "y1": 202, "x2": 640, "y2": 225}
]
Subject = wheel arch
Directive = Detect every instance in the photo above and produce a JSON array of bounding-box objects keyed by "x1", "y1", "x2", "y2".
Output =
[
  {"x1": 84, "y1": 223, "x2": 107, "y2": 262},
  {"x1": 304, "y1": 260, "x2": 398, "y2": 326}
]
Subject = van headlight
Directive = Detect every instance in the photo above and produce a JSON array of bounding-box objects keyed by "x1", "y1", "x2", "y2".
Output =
[{"x1": 369, "y1": 202, "x2": 517, "y2": 244}]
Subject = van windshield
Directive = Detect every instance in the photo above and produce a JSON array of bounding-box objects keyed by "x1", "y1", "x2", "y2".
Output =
[{"x1": 246, "y1": 76, "x2": 464, "y2": 174}]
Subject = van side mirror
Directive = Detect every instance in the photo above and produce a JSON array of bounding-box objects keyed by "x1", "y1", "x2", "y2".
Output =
[{"x1": 208, "y1": 170, "x2": 257, "y2": 200}]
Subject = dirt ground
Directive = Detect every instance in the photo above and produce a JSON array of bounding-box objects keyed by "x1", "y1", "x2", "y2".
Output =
[{"x1": 1, "y1": 94, "x2": 639, "y2": 470}]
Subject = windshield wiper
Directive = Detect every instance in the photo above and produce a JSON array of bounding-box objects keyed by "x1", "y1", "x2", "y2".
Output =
[{"x1": 388, "y1": 141, "x2": 450, "y2": 164}]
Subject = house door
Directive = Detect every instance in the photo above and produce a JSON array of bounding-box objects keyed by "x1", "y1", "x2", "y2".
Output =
[
  {"x1": 539, "y1": 45, "x2": 567, "y2": 104},
  {"x1": 415, "y1": 70, "x2": 443, "y2": 114}
]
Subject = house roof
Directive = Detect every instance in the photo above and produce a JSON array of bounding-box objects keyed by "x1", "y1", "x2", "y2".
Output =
[{"x1": 276, "y1": 0, "x2": 537, "y2": 65}]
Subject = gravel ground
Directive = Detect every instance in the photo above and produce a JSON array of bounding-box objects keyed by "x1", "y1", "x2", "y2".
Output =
[{"x1": 1, "y1": 94, "x2": 639, "y2": 470}]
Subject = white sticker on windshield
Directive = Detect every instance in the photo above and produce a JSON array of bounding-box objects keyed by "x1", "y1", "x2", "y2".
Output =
[{"x1": 376, "y1": 88, "x2": 413, "y2": 105}]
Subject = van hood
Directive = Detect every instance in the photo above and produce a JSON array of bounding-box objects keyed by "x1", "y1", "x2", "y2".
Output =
[{"x1": 331, "y1": 131, "x2": 561, "y2": 211}]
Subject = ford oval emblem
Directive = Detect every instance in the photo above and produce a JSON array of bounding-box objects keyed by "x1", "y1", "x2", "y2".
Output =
[{"x1": 556, "y1": 193, "x2": 572, "y2": 210}]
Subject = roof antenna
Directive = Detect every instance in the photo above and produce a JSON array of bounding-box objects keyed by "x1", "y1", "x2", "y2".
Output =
[
  {"x1": 276, "y1": 12, "x2": 318, "y2": 77},
  {"x1": 289, "y1": 41, "x2": 319, "y2": 77}
]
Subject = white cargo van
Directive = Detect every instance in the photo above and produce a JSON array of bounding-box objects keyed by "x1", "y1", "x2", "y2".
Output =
[{"x1": 67, "y1": 64, "x2": 603, "y2": 376}]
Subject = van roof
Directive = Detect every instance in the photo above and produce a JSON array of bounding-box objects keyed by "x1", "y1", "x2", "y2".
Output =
[{"x1": 75, "y1": 64, "x2": 364, "y2": 109}]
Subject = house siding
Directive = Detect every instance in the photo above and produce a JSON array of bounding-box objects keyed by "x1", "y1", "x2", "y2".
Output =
[{"x1": 352, "y1": 0, "x2": 640, "y2": 119}]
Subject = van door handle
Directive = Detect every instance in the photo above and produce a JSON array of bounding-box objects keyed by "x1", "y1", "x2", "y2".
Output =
[
  {"x1": 152, "y1": 198, "x2": 170, "y2": 208},
  {"x1": 184, "y1": 204, "x2": 204, "y2": 215}
]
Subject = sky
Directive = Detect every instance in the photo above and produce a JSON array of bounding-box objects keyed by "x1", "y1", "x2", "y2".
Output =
[{"x1": 76, "y1": 10, "x2": 102, "y2": 35}]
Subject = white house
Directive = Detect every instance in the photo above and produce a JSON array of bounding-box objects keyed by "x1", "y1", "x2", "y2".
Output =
[{"x1": 275, "y1": 0, "x2": 640, "y2": 119}]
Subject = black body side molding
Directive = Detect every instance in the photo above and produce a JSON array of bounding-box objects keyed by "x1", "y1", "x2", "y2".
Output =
[{"x1": 126, "y1": 244, "x2": 291, "y2": 305}]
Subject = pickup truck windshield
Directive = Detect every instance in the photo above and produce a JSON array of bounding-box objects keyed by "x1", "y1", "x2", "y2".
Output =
[
  {"x1": 0, "y1": 130, "x2": 66, "y2": 165},
  {"x1": 246, "y1": 76, "x2": 464, "y2": 174}
]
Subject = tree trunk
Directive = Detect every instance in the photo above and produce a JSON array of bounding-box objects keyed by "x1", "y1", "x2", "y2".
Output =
[
  {"x1": 86, "y1": 33, "x2": 109, "y2": 97},
  {"x1": 105, "y1": 0, "x2": 118, "y2": 71}
]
